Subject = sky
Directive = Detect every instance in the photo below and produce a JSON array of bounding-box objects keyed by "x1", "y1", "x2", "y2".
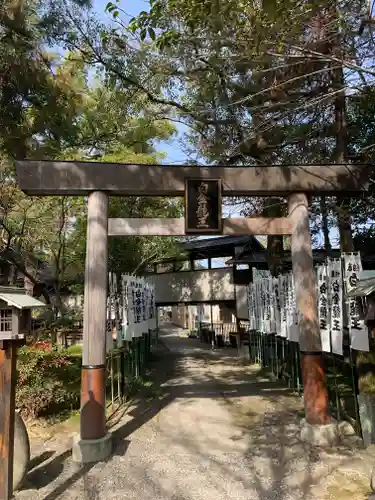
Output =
[
  {"x1": 92, "y1": 0, "x2": 187, "y2": 165},
  {"x1": 91, "y1": 0, "x2": 244, "y2": 222}
]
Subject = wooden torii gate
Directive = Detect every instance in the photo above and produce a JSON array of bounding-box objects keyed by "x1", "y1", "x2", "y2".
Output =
[{"x1": 14, "y1": 161, "x2": 372, "y2": 463}]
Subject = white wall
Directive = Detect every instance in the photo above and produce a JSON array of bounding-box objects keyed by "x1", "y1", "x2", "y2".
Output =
[
  {"x1": 171, "y1": 303, "x2": 221, "y2": 329},
  {"x1": 147, "y1": 268, "x2": 235, "y2": 304},
  {"x1": 62, "y1": 294, "x2": 84, "y2": 311},
  {"x1": 235, "y1": 284, "x2": 249, "y2": 320}
]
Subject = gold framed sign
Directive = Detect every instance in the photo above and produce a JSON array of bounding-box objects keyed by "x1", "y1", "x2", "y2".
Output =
[{"x1": 185, "y1": 178, "x2": 222, "y2": 234}]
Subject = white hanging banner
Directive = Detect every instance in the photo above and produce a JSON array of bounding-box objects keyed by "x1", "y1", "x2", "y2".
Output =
[
  {"x1": 343, "y1": 253, "x2": 369, "y2": 352},
  {"x1": 112, "y1": 273, "x2": 123, "y2": 347},
  {"x1": 123, "y1": 275, "x2": 135, "y2": 340},
  {"x1": 286, "y1": 273, "x2": 292, "y2": 340},
  {"x1": 268, "y1": 277, "x2": 275, "y2": 333},
  {"x1": 288, "y1": 273, "x2": 299, "y2": 342},
  {"x1": 140, "y1": 278, "x2": 148, "y2": 333},
  {"x1": 248, "y1": 283, "x2": 256, "y2": 330},
  {"x1": 260, "y1": 279, "x2": 266, "y2": 333},
  {"x1": 147, "y1": 282, "x2": 157, "y2": 330},
  {"x1": 279, "y1": 275, "x2": 287, "y2": 337},
  {"x1": 253, "y1": 279, "x2": 259, "y2": 331},
  {"x1": 108, "y1": 273, "x2": 116, "y2": 321},
  {"x1": 317, "y1": 263, "x2": 331, "y2": 353},
  {"x1": 263, "y1": 278, "x2": 271, "y2": 334},
  {"x1": 247, "y1": 283, "x2": 254, "y2": 330},
  {"x1": 118, "y1": 275, "x2": 156, "y2": 340},
  {"x1": 107, "y1": 273, "x2": 115, "y2": 352},
  {"x1": 129, "y1": 276, "x2": 142, "y2": 337},
  {"x1": 256, "y1": 279, "x2": 262, "y2": 332},
  {"x1": 252, "y1": 269, "x2": 272, "y2": 333},
  {"x1": 121, "y1": 275, "x2": 132, "y2": 341},
  {"x1": 273, "y1": 277, "x2": 281, "y2": 334},
  {"x1": 329, "y1": 259, "x2": 343, "y2": 355},
  {"x1": 292, "y1": 274, "x2": 300, "y2": 342},
  {"x1": 259, "y1": 279, "x2": 264, "y2": 332},
  {"x1": 252, "y1": 283, "x2": 257, "y2": 331}
]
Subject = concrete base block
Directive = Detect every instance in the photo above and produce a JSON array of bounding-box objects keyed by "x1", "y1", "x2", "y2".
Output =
[
  {"x1": 72, "y1": 432, "x2": 112, "y2": 463},
  {"x1": 370, "y1": 466, "x2": 375, "y2": 492},
  {"x1": 338, "y1": 420, "x2": 356, "y2": 437},
  {"x1": 300, "y1": 418, "x2": 340, "y2": 447},
  {"x1": 13, "y1": 412, "x2": 31, "y2": 491}
]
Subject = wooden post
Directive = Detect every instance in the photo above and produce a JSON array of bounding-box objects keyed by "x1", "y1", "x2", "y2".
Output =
[
  {"x1": 288, "y1": 193, "x2": 330, "y2": 425},
  {"x1": 0, "y1": 341, "x2": 17, "y2": 500},
  {"x1": 81, "y1": 191, "x2": 108, "y2": 441}
]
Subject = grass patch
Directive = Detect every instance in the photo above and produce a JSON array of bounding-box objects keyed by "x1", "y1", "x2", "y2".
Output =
[{"x1": 66, "y1": 344, "x2": 83, "y2": 357}]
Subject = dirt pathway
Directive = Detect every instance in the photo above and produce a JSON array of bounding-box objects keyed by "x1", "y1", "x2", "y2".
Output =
[{"x1": 14, "y1": 325, "x2": 375, "y2": 499}]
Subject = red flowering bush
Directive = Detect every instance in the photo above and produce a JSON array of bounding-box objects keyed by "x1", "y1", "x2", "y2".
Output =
[
  {"x1": 16, "y1": 345, "x2": 81, "y2": 419},
  {"x1": 31, "y1": 341, "x2": 52, "y2": 351}
]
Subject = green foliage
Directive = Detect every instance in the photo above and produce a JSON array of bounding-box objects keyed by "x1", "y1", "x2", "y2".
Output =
[
  {"x1": 16, "y1": 345, "x2": 81, "y2": 418},
  {"x1": 0, "y1": 2, "x2": 89, "y2": 159},
  {"x1": 0, "y1": 0, "x2": 181, "y2": 308},
  {"x1": 6, "y1": 0, "x2": 375, "y2": 284},
  {"x1": 66, "y1": 147, "x2": 183, "y2": 276},
  {"x1": 92, "y1": 0, "x2": 375, "y2": 253}
]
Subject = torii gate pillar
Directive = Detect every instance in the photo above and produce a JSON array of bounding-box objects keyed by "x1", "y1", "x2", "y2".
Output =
[
  {"x1": 289, "y1": 194, "x2": 331, "y2": 426},
  {"x1": 72, "y1": 191, "x2": 112, "y2": 463}
]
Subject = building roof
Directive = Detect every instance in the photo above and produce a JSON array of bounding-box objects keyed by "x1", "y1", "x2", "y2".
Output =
[
  {"x1": 228, "y1": 248, "x2": 375, "y2": 266},
  {"x1": 179, "y1": 236, "x2": 265, "y2": 260},
  {"x1": 152, "y1": 235, "x2": 266, "y2": 264},
  {"x1": 0, "y1": 287, "x2": 46, "y2": 309},
  {"x1": 180, "y1": 235, "x2": 262, "y2": 250},
  {"x1": 347, "y1": 272, "x2": 375, "y2": 297}
]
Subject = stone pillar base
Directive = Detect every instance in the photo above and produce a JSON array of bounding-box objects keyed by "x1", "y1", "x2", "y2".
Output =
[
  {"x1": 300, "y1": 418, "x2": 340, "y2": 447},
  {"x1": 72, "y1": 432, "x2": 112, "y2": 463}
]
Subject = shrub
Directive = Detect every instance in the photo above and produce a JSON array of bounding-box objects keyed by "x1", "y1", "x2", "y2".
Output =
[{"x1": 16, "y1": 345, "x2": 82, "y2": 419}]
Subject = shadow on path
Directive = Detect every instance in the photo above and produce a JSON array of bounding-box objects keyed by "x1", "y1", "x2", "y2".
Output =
[{"x1": 15, "y1": 329, "x2": 372, "y2": 500}]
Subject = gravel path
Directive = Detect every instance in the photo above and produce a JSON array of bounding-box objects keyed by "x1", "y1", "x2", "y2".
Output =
[{"x1": 14, "y1": 325, "x2": 375, "y2": 500}]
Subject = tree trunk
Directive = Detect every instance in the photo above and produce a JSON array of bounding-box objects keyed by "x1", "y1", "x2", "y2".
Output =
[
  {"x1": 320, "y1": 196, "x2": 332, "y2": 256},
  {"x1": 263, "y1": 198, "x2": 284, "y2": 276},
  {"x1": 335, "y1": 79, "x2": 354, "y2": 251},
  {"x1": 53, "y1": 286, "x2": 65, "y2": 318},
  {"x1": 337, "y1": 198, "x2": 354, "y2": 252},
  {"x1": 23, "y1": 259, "x2": 34, "y2": 296},
  {"x1": 0, "y1": 261, "x2": 11, "y2": 286},
  {"x1": 251, "y1": 66, "x2": 284, "y2": 276},
  {"x1": 330, "y1": 6, "x2": 354, "y2": 252}
]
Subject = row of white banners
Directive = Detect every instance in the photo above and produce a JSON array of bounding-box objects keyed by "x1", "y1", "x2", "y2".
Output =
[
  {"x1": 247, "y1": 253, "x2": 369, "y2": 354},
  {"x1": 107, "y1": 273, "x2": 157, "y2": 344}
]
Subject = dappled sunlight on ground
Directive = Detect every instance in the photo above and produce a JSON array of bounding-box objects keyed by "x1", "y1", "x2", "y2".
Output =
[{"x1": 14, "y1": 324, "x2": 375, "y2": 500}]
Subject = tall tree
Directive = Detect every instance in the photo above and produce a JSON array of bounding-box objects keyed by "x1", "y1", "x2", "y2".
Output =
[
  {"x1": 0, "y1": 0, "x2": 180, "y2": 309},
  {"x1": 98, "y1": 0, "x2": 372, "y2": 251}
]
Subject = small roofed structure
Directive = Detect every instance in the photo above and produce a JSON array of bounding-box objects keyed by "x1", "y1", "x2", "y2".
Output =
[
  {"x1": 0, "y1": 286, "x2": 45, "y2": 341},
  {"x1": 347, "y1": 271, "x2": 375, "y2": 297}
]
